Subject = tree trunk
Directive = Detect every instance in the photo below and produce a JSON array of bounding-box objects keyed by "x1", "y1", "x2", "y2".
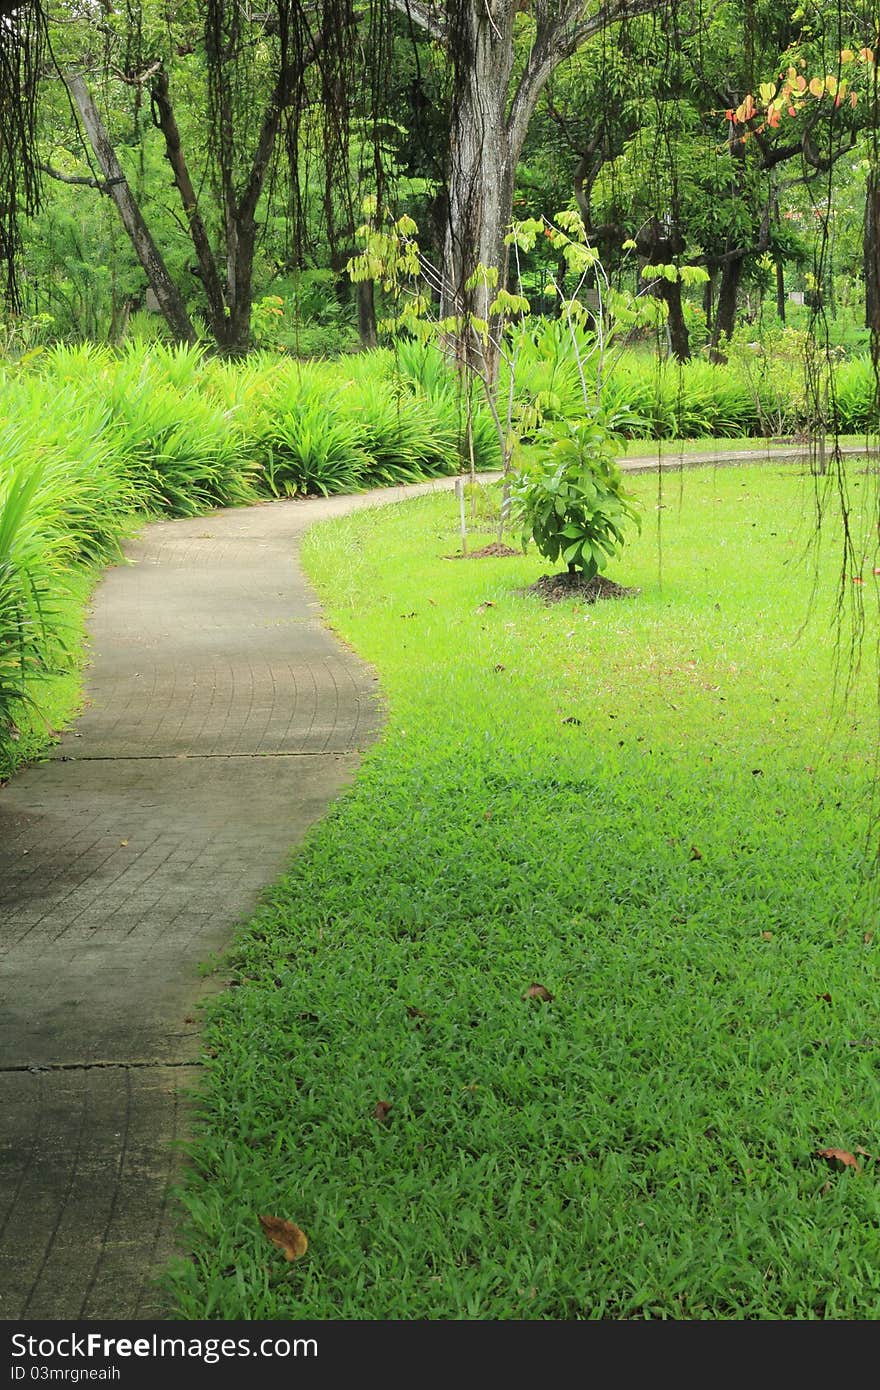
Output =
[
  {"x1": 658, "y1": 277, "x2": 689, "y2": 362},
  {"x1": 703, "y1": 271, "x2": 714, "y2": 332},
  {"x1": 65, "y1": 72, "x2": 196, "y2": 346},
  {"x1": 710, "y1": 255, "x2": 744, "y2": 362},
  {"x1": 441, "y1": 5, "x2": 516, "y2": 385},
  {"x1": 356, "y1": 279, "x2": 377, "y2": 349},
  {"x1": 775, "y1": 260, "x2": 786, "y2": 323},
  {"x1": 865, "y1": 167, "x2": 880, "y2": 339},
  {"x1": 151, "y1": 68, "x2": 228, "y2": 344}
]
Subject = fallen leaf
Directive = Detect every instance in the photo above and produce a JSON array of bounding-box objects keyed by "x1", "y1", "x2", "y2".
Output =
[
  {"x1": 406, "y1": 1005, "x2": 428, "y2": 1019},
  {"x1": 476, "y1": 601, "x2": 495, "y2": 612},
  {"x1": 855, "y1": 1146, "x2": 872, "y2": 1158},
  {"x1": 400, "y1": 611, "x2": 417, "y2": 619},
  {"x1": 689, "y1": 845, "x2": 703, "y2": 861},
  {"x1": 119, "y1": 840, "x2": 129, "y2": 847},
  {"x1": 522, "y1": 983, "x2": 554, "y2": 1002},
  {"x1": 815, "y1": 992, "x2": 832, "y2": 1004},
  {"x1": 494, "y1": 663, "x2": 506, "y2": 672},
  {"x1": 373, "y1": 1100, "x2": 392, "y2": 1123},
  {"x1": 258, "y1": 1215, "x2": 308, "y2": 1260},
  {"x1": 864, "y1": 931, "x2": 874, "y2": 945},
  {"x1": 814, "y1": 1148, "x2": 861, "y2": 1173},
  {"x1": 761, "y1": 931, "x2": 774, "y2": 941},
  {"x1": 562, "y1": 715, "x2": 582, "y2": 726}
]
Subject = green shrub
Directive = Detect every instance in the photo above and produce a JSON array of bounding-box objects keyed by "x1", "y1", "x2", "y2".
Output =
[
  {"x1": 0, "y1": 452, "x2": 61, "y2": 736},
  {"x1": 258, "y1": 382, "x2": 370, "y2": 496},
  {"x1": 514, "y1": 416, "x2": 641, "y2": 577},
  {"x1": 835, "y1": 356, "x2": 879, "y2": 433}
]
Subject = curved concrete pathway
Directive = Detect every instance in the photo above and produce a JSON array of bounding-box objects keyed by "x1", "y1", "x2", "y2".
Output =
[{"x1": 0, "y1": 481, "x2": 457, "y2": 1320}]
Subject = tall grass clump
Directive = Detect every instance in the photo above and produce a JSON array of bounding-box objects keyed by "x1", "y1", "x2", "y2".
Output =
[{"x1": 0, "y1": 397, "x2": 135, "y2": 776}]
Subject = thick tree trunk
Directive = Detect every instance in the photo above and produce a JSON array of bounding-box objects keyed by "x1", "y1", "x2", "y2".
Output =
[
  {"x1": 393, "y1": 0, "x2": 669, "y2": 388},
  {"x1": 65, "y1": 73, "x2": 196, "y2": 345},
  {"x1": 441, "y1": 6, "x2": 516, "y2": 385},
  {"x1": 356, "y1": 279, "x2": 378, "y2": 349},
  {"x1": 710, "y1": 255, "x2": 744, "y2": 362},
  {"x1": 658, "y1": 277, "x2": 690, "y2": 362}
]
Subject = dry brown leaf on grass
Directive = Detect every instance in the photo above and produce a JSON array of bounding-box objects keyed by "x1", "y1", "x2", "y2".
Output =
[
  {"x1": 373, "y1": 1100, "x2": 393, "y2": 1123},
  {"x1": 405, "y1": 1006, "x2": 428, "y2": 1020},
  {"x1": 689, "y1": 845, "x2": 703, "y2": 861},
  {"x1": 814, "y1": 1148, "x2": 861, "y2": 1173},
  {"x1": 258, "y1": 1215, "x2": 308, "y2": 1260},
  {"x1": 522, "y1": 983, "x2": 554, "y2": 1002}
]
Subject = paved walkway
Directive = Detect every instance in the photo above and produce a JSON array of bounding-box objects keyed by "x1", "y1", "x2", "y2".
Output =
[{"x1": 0, "y1": 480, "x2": 458, "y2": 1320}]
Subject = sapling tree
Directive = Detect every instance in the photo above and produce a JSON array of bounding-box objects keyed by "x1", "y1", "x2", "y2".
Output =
[{"x1": 349, "y1": 200, "x2": 656, "y2": 568}]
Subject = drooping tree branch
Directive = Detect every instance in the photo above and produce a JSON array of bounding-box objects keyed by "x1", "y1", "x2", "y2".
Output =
[
  {"x1": 65, "y1": 71, "x2": 197, "y2": 344},
  {"x1": 389, "y1": 0, "x2": 447, "y2": 41}
]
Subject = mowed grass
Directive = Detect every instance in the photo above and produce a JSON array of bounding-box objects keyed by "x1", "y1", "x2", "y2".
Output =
[{"x1": 170, "y1": 462, "x2": 880, "y2": 1320}]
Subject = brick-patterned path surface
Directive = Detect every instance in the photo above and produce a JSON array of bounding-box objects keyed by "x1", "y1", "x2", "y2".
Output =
[{"x1": 0, "y1": 482, "x2": 455, "y2": 1320}]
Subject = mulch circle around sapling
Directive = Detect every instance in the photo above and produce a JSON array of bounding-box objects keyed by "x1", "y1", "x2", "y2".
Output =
[{"x1": 524, "y1": 572, "x2": 640, "y2": 604}]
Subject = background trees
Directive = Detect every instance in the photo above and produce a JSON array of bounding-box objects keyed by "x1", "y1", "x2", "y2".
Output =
[{"x1": 0, "y1": 0, "x2": 875, "y2": 362}]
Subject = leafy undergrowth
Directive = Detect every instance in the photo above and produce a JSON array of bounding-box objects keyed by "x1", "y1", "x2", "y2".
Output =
[
  {"x1": 0, "y1": 570, "x2": 93, "y2": 783},
  {"x1": 169, "y1": 463, "x2": 880, "y2": 1320}
]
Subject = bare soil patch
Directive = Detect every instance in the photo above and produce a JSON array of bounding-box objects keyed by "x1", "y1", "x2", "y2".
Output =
[{"x1": 524, "y1": 572, "x2": 640, "y2": 604}]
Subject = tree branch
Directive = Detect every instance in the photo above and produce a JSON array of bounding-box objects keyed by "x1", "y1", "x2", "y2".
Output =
[
  {"x1": 388, "y1": 0, "x2": 447, "y2": 42},
  {"x1": 507, "y1": 0, "x2": 665, "y2": 161},
  {"x1": 64, "y1": 70, "x2": 197, "y2": 345},
  {"x1": 37, "y1": 159, "x2": 121, "y2": 194},
  {"x1": 150, "y1": 66, "x2": 228, "y2": 336},
  {"x1": 568, "y1": 0, "x2": 667, "y2": 55}
]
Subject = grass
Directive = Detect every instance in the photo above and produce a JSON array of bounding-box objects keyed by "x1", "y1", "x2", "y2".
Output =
[
  {"x1": 0, "y1": 569, "x2": 93, "y2": 781},
  {"x1": 168, "y1": 460, "x2": 880, "y2": 1320},
  {"x1": 618, "y1": 433, "x2": 874, "y2": 458}
]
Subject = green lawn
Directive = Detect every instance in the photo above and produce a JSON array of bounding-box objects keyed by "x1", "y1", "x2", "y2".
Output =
[
  {"x1": 169, "y1": 461, "x2": 880, "y2": 1319},
  {"x1": 618, "y1": 433, "x2": 874, "y2": 459}
]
